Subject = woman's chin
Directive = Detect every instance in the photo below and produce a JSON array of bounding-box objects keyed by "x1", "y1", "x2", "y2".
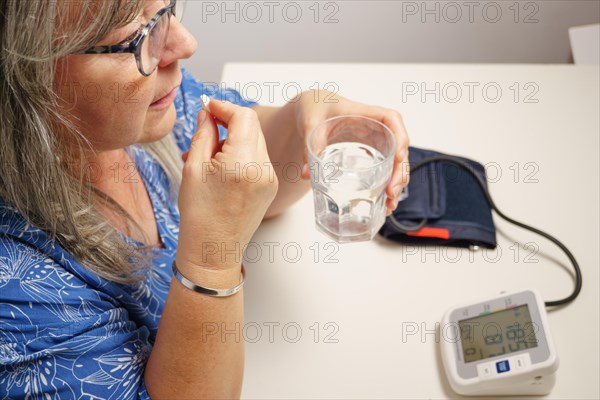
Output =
[{"x1": 142, "y1": 105, "x2": 177, "y2": 143}]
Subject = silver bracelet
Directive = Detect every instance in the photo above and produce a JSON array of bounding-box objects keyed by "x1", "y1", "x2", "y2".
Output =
[{"x1": 172, "y1": 260, "x2": 245, "y2": 297}]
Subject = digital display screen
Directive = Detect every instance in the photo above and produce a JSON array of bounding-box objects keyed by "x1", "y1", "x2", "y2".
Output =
[{"x1": 458, "y1": 305, "x2": 538, "y2": 363}]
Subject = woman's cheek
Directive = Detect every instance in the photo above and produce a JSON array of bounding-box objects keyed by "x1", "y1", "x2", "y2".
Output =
[
  {"x1": 71, "y1": 92, "x2": 149, "y2": 150},
  {"x1": 54, "y1": 56, "x2": 159, "y2": 149}
]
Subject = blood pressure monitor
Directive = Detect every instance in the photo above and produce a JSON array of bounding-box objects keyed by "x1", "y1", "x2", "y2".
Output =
[{"x1": 440, "y1": 289, "x2": 559, "y2": 396}]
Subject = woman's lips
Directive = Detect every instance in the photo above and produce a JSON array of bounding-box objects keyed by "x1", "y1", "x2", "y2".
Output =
[{"x1": 149, "y1": 87, "x2": 178, "y2": 109}]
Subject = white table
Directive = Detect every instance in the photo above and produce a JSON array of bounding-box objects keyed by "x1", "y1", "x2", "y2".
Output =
[{"x1": 220, "y1": 63, "x2": 600, "y2": 399}]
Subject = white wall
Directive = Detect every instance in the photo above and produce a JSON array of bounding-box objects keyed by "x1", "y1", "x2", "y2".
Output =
[{"x1": 179, "y1": 1, "x2": 600, "y2": 82}]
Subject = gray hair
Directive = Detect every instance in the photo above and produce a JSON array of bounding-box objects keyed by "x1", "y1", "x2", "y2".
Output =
[{"x1": 0, "y1": 0, "x2": 183, "y2": 283}]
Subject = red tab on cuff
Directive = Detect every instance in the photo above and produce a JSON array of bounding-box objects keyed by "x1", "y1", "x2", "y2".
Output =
[{"x1": 406, "y1": 227, "x2": 450, "y2": 240}]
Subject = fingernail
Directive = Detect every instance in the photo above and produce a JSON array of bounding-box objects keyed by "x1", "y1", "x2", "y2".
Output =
[
  {"x1": 182, "y1": 151, "x2": 189, "y2": 162},
  {"x1": 392, "y1": 184, "x2": 401, "y2": 199},
  {"x1": 302, "y1": 163, "x2": 309, "y2": 177},
  {"x1": 198, "y1": 109, "x2": 208, "y2": 126},
  {"x1": 200, "y1": 94, "x2": 211, "y2": 110}
]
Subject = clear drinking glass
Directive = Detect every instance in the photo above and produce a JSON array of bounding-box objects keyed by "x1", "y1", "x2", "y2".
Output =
[{"x1": 307, "y1": 115, "x2": 396, "y2": 243}]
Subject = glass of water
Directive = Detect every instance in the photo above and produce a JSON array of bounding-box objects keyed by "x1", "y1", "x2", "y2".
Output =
[{"x1": 307, "y1": 115, "x2": 396, "y2": 243}]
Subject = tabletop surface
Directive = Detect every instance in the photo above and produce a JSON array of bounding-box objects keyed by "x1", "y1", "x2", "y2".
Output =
[{"x1": 219, "y1": 63, "x2": 600, "y2": 399}]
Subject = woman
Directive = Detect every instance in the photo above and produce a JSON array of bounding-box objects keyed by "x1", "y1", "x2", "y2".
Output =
[{"x1": 0, "y1": 0, "x2": 409, "y2": 398}]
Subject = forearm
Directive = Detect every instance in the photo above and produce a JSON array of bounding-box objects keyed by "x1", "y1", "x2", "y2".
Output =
[
  {"x1": 253, "y1": 103, "x2": 311, "y2": 219},
  {"x1": 144, "y1": 260, "x2": 244, "y2": 399}
]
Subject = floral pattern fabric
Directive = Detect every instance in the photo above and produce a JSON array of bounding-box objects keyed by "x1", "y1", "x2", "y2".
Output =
[{"x1": 0, "y1": 67, "x2": 257, "y2": 399}]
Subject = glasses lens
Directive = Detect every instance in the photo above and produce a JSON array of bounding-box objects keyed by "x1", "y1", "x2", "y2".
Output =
[
  {"x1": 140, "y1": 13, "x2": 170, "y2": 75},
  {"x1": 175, "y1": 0, "x2": 186, "y2": 23}
]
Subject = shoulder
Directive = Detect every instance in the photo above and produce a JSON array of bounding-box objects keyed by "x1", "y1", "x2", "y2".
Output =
[
  {"x1": 0, "y1": 201, "x2": 59, "y2": 281},
  {"x1": 0, "y1": 234, "x2": 56, "y2": 274},
  {"x1": 0, "y1": 201, "x2": 113, "y2": 292},
  {"x1": 0, "y1": 234, "x2": 103, "y2": 306},
  {"x1": 0, "y1": 235, "x2": 152, "y2": 400}
]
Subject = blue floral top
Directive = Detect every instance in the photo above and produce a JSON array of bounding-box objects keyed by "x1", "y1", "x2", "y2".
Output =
[{"x1": 0, "y1": 67, "x2": 257, "y2": 399}]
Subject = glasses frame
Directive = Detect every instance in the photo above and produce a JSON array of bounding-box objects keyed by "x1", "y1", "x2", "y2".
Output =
[{"x1": 78, "y1": 0, "x2": 179, "y2": 77}]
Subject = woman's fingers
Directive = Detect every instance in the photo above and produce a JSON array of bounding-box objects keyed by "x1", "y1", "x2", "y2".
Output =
[
  {"x1": 343, "y1": 103, "x2": 410, "y2": 157},
  {"x1": 206, "y1": 99, "x2": 260, "y2": 148},
  {"x1": 377, "y1": 110, "x2": 410, "y2": 200},
  {"x1": 183, "y1": 110, "x2": 219, "y2": 166},
  {"x1": 351, "y1": 106, "x2": 410, "y2": 212}
]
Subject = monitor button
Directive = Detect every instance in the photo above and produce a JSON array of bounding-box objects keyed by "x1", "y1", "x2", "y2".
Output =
[
  {"x1": 513, "y1": 354, "x2": 530, "y2": 370},
  {"x1": 496, "y1": 360, "x2": 511, "y2": 374},
  {"x1": 477, "y1": 362, "x2": 494, "y2": 379}
]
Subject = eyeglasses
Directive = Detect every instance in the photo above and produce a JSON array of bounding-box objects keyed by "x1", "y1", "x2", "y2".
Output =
[{"x1": 77, "y1": 0, "x2": 186, "y2": 76}]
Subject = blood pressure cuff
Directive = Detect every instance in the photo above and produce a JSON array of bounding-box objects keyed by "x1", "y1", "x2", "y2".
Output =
[{"x1": 379, "y1": 147, "x2": 497, "y2": 249}]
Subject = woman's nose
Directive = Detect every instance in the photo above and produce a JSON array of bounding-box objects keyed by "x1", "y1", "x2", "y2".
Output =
[{"x1": 158, "y1": 18, "x2": 198, "y2": 67}]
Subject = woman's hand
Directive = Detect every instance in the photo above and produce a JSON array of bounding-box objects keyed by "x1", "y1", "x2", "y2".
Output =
[
  {"x1": 294, "y1": 90, "x2": 410, "y2": 216},
  {"x1": 177, "y1": 100, "x2": 279, "y2": 276}
]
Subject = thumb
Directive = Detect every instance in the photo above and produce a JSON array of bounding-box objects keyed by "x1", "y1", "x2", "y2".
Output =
[
  {"x1": 301, "y1": 121, "x2": 321, "y2": 181},
  {"x1": 182, "y1": 110, "x2": 219, "y2": 164},
  {"x1": 301, "y1": 145, "x2": 310, "y2": 181}
]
